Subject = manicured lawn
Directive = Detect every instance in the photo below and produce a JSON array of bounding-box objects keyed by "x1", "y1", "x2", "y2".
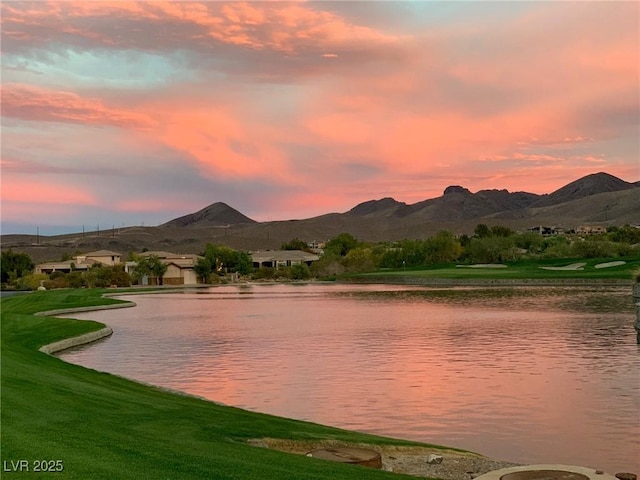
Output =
[
  {"x1": 2, "y1": 289, "x2": 448, "y2": 480},
  {"x1": 354, "y1": 256, "x2": 640, "y2": 281}
]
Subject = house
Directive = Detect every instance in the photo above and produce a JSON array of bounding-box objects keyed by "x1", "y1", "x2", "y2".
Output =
[
  {"x1": 576, "y1": 225, "x2": 607, "y2": 235},
  {"x1": 76, "y1": 250, "x2": 121, "y2": 266},
  {"x1": 35, "y1": 250, "x2": 122, "y2": 274},
  {"x1": 251, "y1": 250, "x2": 320, "y2": 269},
  {"x1": 527, "y1": 226, "x2": 563, "y2": 236},
  {"x1": 133, "y1": 251, "x2": 202, "y2": 286}
]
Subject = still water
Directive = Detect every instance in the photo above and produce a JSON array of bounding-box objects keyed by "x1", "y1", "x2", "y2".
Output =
[{"x1": 60, "y1": 284, "x2": 640, "y2": 473}]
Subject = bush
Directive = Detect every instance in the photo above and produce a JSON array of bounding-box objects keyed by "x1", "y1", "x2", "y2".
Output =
[
  {"x1": 570, "y1": 240, "x2": 618, "y2": 258},
  {"x1": 14, "y1": 273, "x2": 49, "y2": 291},
  {"x1": 44, "y1": 276, "x2": 69, "y2": 290},
  {"x1": 290, "y1": 263, "x2": 311, "y2": 280},
  {"x1": 85, "y1": 265, "x2": 131, "y2": 288},
  {"x1": 66, "y1": 272, "x2": 86, "y2": 288},
  {"x1": 251, "y1": 267, "x2": 276, "y2": 280},
  {"x1": 310, "y1": 256, "x2": 345, "y2": 278},
  {"x1": 465, "y1": 236, "x2": 515, "y2": 263},
  {"x1": 342, "y1": 247, "x2": 378, "y2": 273}
]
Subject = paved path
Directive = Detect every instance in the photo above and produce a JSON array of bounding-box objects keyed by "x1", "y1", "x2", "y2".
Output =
[{"x1": 474, "y1": 464, "x2": 619, "y2": 480}]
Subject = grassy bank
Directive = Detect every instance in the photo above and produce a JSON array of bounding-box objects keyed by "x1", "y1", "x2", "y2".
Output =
[
  {"x1": 1, "y1": 289, "x2": 453, "y2": 480},
  {"x1": 351, "y1": 256, "x2": 640, "y2": 282}
]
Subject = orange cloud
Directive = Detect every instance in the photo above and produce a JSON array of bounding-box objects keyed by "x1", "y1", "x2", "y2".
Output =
[
  {"x1": 153, "y1": 106, "x2": 293, "y2": 182},
  {"x1": 0, "y1": 84, "x2": 156, "y2": 129},
  {"x1": 1, "y1": 179, "x2": 97, "y2": 206},
  {"x1": 1, "y1": 1, "x2": 399, "y2": 58}
]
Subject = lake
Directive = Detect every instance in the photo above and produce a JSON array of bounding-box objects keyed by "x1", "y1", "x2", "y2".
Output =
[{"x1": 60, "y1": 283, "x2": 640, "y2": 473}]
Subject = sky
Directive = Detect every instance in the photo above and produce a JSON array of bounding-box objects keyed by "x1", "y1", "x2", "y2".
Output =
[{"x1": 1, "y1": 1, "x2": 639, "y2": 235}]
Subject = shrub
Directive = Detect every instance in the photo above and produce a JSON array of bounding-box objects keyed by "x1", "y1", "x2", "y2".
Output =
[
  {"x1": 251, "y1": 267, "x2": 276, "y2": 280},
  {"x1": 570, "y1": 240, "x2": 618, "y2": 258},
  {"x1": 14, "y1": 273, "x2": 49, "y2": 291},
  {"x1": 290, "y1": 263, "x2": 311, "y2": 280}
]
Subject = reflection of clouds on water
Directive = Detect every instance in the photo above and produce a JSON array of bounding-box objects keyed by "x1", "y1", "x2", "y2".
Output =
[
  {"x1": 342, "y1": 287, "x2": 636, "y2": 314},
  {"x1": 59, "y1": 285, "x2": 640, "y2": 473}
]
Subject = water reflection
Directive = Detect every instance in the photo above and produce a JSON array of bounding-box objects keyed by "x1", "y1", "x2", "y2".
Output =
[{"x1": 60, "y1": 284, "x2": 640, "y2": 473}]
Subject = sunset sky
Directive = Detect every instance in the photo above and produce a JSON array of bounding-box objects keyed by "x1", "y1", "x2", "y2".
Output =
[{"x1": 1, "y1": 1, "x2": 639, "y2": 235}]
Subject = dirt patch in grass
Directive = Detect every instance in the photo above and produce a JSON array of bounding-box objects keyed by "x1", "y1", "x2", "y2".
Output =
[{"x1": 247, "y1": 438, "x2": 520, "y2": 479}]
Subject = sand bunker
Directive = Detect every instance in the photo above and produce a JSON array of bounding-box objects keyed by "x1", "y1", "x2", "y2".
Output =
[
  {"x1": 540, "y1": 263, "x2": 586, "y2": 271},
  {"x1": 456, "y1": 264, "x2": 508, "y2": 269},
  {"x1": 594, "y1": 261, "x2": 626, "y2": 269}
]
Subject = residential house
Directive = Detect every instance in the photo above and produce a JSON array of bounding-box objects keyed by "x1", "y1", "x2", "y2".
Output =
[
  {"x1": 251, "y1": 250, "x2": 320, "y2": 269},
  {"x1": 133, "y1": 251, "x2": 202, "y2": 286},
  {"x1": 35, "y1": 250, "x2": 122, "y2": 274},
  {"x1": 576, "y1": 225, "x2": 607, "y2": 235}
]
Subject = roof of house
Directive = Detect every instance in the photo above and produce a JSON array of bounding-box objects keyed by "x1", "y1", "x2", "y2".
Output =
[
  {"x1": 36, "y1": 260, "x2": 94, "y2": 270},
  {"x1": 81, "y1": 250, "x2": 122, "y2": 257},
  {"x1": 165, "y1": 258, "x2": 199, "y2": 268},
  {"x1": 139, "y1": 251, "x2": 200, "y2": 261}
]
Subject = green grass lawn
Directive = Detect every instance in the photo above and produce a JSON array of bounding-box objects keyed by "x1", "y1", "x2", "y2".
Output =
[
  {"x1": 1, "y1": 289, "x2": 450, "y2": 480},
  {"x1": 354, "y1": 256, "x2": 640, "y2": 281}
]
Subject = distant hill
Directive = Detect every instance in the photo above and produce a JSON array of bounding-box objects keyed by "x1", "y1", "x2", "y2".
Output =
[
  {"x1": 533, "y1": 172, "x2": 637, "y2": 207},
  {"x1": 3, "y1": 172, "x2": 638, "y2": 262},
  {"x1": 161, "y1": 202, "x2": 256, "y2": 228},
  {"x1": 347, "y1": 197, "x2": 406, "y2": 217}
]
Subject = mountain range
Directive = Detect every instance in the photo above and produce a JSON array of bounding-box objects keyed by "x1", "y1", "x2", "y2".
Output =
[{"x1": 3, "y1": 172, "x2": 639, "y2": 262}]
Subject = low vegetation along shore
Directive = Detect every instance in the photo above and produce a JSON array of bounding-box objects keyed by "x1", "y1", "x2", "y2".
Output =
[{"x1": 2, "y1": 288, "x2": 521, "y2": 480}]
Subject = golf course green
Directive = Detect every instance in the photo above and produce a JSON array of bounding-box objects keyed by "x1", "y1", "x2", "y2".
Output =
[{"x1": 352, "y1": 256, "x2": 640, "y2": 282}]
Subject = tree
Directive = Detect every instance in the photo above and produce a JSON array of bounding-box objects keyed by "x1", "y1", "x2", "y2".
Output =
[
  {"x1": 342, "y1": 247, "x2": 378, "y2": 273},
  {"x1": 131, "y1": 255, "x2": 167, "y2": 285},
  {"x1": 324, "y1": 233, "x2": 359, "y2": 257},
  {"x1": 148, "y1": 257, "x2": 168, "y2": 285},
  {"x1": 199, "y1": 244, "x2": 253, "y2": 277},
  {"x1": 194, "y1": 257, "x2": 213, "y2": 283},
  {"x1": 465, "y1": 236, "x2": 516, "y2": 263},
  {"x1": 474, "y1": 224, "x2": 491, "y2": 238},
  {"x1": 423, "y1": 230, "x2": 462, "y2": 264},
  {"x1": 281, "y1": 238, "x2": 309, "y2": 251},
  {"x1": 490, "y1": 225, "x2": 514, "y2": 238},
  {"x1": 1, "y1": 250, "x2": 34, "y2": 284},
  {"x1": 514, "y1": 232, "x2": 544, "y2": 253}
]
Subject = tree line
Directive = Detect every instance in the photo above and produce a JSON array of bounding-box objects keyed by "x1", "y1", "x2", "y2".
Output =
[
  {"x1": 309, "y1": 224, "x2": 640, "y2": 277},
  {"x1": 2, "y1": 224, "x2": 639, "y2": 289}
]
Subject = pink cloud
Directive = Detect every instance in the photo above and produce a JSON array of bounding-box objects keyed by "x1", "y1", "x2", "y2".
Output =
[
  {"x1": 1, "y1": 179, "x2": 97, "y2": 206},
  {"x1": 0, "y1": 83, "x2": 156, "y2": 129},
  {"x1": 1, "y1": 1, "x2": 400, "y2": 59},
  {"x1": 152, "y1": 106, "x2": 294, "y2": 182},
  {"x1": 0, "y1": 1, "x2": 637, "y2": 229}
]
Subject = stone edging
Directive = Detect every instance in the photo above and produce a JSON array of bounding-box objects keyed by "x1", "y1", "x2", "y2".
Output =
[
  {"x1": 36, "y1": 300, "x2": 136, "y2": 355},
  {"x1": 34, "y1": 301, "x2": 136, "y2": 317},
  {"x1": 39, "y1": 327, "x2": 115, "y2": 354}
]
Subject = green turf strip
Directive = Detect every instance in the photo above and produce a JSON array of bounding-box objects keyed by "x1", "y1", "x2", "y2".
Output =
[{"x1": 353, "y1": 256, "x2": 640, "y2": 281}]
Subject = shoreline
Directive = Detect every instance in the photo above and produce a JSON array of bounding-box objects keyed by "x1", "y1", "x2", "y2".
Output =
[{"x1": 343, "y1": 277, "x2": 633, "y2": 287}]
